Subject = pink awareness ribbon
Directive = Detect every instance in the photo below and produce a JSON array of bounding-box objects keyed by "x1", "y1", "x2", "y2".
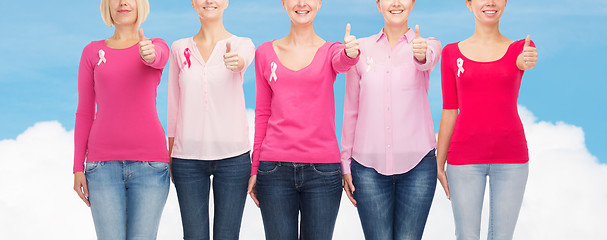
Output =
[{"x1": 183, "y1": 48, "x2": 192, "y2": 68}]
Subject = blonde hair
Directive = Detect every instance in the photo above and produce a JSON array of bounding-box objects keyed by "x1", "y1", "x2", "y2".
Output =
[{"x1": 100, "y1": 0, "x2": 150, "y2": 27}]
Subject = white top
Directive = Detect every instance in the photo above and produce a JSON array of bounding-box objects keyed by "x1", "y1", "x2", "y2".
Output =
[{"x1": 168, "y1": 36, "x2": 255, "y2": 160}]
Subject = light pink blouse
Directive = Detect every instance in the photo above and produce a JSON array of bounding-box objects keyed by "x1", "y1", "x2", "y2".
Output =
[
  {"x1": 167, "y1": 36, "x2": 255, "y2": 160},
  {"x1": 341, "y1": 29, "x2": 442, "y2": 175}
]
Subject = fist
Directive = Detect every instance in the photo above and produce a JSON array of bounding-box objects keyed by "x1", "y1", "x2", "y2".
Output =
[
  {"x1": 138, "y1": 29, "x2": 155, "y2": 64},
  {"x1": 344, "y1": 24, "x2": 359, "y2": 59},
  {"x1": 412, "y1": 25, "x2": 427, "y2": 63},
  {"x1": 520, "y1": 35, "x2": 538, "y2": 70},
  {"x1": 223, "y1": 41, "x2": 244, "y2": 72}
]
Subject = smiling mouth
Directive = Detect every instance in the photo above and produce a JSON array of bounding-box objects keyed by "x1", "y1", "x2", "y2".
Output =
[
  {"x1": 203, "y1": 7, "x2": 218, "y2": 10},
  {"x1": 295, "y1": 10, "x2": 310, "y2": 14},
  {"x1": 390, "y1": 10, "x2": 404, "y2": 14},
  {"x1": 483, "y1": 10, "x2": 498, "y2": 14}
]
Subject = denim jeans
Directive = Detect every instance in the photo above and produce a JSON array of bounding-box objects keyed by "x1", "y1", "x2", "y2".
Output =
[
  {"x1": 172, "y1": 152, "x2": 251, "y2": 240},
  {"x1": 351, "y1": 150, "x2": 437, "y2": 240},
  {"x1": 85, "y1": 160, "x2": 170, "y2": 240},
  {"x1": 256, "y1": 161, "x2": 343, "y2": 240},
  {"x1": 447, "y1": 162, "x2": 529, "y2": 240}
]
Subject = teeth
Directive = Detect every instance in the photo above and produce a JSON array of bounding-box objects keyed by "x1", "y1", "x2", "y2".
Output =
[
  {"x1": 296, "y1": 11, "x2": 309, "y2": 14},
  {"x1": 390, "y1": 10, "x2": 403, "y2": 14},
  {"x1": 484, "y1": 11, "x2": 497, "y2": 14}
]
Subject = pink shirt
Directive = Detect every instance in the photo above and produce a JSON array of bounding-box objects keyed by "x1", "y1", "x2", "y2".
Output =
[
  {"x1": 74, "y1": 39, "x2": 170, "y2": 172},
  {"x1": 167, "y1": 36, "x2": 255, "y2": 160},
  {"x1": 341, "y1": 29, "x2": 442, "y2": 175},
  {"x1": 441, "y1": 39, "x2": 533, "y2": 165},
  {"x1": 252, "y1": 41, "x2": 359, "y2": 175}
]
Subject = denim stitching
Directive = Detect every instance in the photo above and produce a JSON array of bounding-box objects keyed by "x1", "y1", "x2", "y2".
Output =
[
  {"x1": 488, "y1": 164, "x2": 494, "y2": 240},
  {"x1": 257, "y1": 162, "x2": 279, "y2": 175},
  {"x1": 311, "y1": 163, "x2": 340, "y2": 176}
]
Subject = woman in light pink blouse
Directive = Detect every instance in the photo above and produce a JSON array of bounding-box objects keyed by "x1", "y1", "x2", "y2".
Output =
[
  {"x1": 340, "y1": 0, "x2": 441, "y2": 239},
  {"x1": 166, "y1": 0, "x2": 255, "y2": 239}
]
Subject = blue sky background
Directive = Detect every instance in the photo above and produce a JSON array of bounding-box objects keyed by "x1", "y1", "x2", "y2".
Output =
[{"x1": 0, "y1": 0, "x2": 605, "y2": 163}]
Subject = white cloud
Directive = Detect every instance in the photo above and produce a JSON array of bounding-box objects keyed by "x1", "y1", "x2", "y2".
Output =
[{"x1": 0, "y1": 106, "x2": 605, "y2": 239}]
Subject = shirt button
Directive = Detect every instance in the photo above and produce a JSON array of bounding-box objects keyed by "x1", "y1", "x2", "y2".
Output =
[
  {"x1": 386, "y1": 126, "x2": 390, "y2": 129},
  {"x1": 387, "y1": 144, "x2": 391, "y2": 148},
  {"x1": 387, "y1": 107, "x2": 390, "y2": 111}
]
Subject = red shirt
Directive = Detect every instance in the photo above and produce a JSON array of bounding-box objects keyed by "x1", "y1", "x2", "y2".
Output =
[{"x1": 441, "y1": 39, "x2": 534, "y2": 165}]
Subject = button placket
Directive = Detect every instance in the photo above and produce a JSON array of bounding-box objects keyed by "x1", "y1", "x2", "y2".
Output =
[
  {"x1": 384, "y1": 49, "x2": 395, "y2": 171},
  {"x1": 202, "y1": 65, "x2": 210, "y2": 110}
]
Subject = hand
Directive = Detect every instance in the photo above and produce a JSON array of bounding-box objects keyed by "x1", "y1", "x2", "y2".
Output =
[
  {"x1": 519, "y1": 35, "x2": 538, "y2": 70},
  {"x1": 344, "y1": 24, "x2": 359, "y2": 59},
  {"x1": 138, "y1": 29, "x2": 156, "y2": 63},
  {"x1": 223, "y1": 41, "x2": 244, "y2": 72},
  {"x1": 169, "y1": 161, "x2": 175, "y2": 184},
  {"x1": 343, "y1": 174, "x2": 357, "y2": 207},
  {"x1": 168, "y1": 137, "x2": 175, "y2": 184},
  {"x1": 437, "y1": 169, "x2": 450, "y2": 200},
  {"x1": 247, "y1": 175, "x2": 260, "y2": 208},
  {"x1": 73, "y1": 171, "x2": 90, "y2": 207},
  {"x1": 412, "y1": 25, "x2": 428, "y2": 63}
]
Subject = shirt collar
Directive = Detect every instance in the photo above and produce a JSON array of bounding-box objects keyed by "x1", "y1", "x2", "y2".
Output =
[{"x1": 374, "y1": 28, "x2": 416, "y2": 44}]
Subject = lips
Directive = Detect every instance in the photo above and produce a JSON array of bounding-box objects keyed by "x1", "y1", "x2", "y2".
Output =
[
  {"x1": 117, "y1": 9, "x2": 131, "y2": 13},
  {"x1": 295, "y1": 10, "x2": 310, "y2": 14},
  {"x1": 389, "y1": 10, "x2": 404, "y2": 14},
  {"x1": 203, "y1": 6, "x2": 218, "y2": 10}
]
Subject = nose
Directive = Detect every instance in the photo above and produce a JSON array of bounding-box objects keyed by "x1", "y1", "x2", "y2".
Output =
[
  {"x1": 485, "y1": 0, "x2": 496, "y2": 6},
  {"x1": 119, "y1": 0, "x2": 128, "y2": 6}
]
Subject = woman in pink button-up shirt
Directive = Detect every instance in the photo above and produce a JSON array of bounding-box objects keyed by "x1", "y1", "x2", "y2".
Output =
[
  {"x1": 167, "y1": 0, "x2": 255, "y2": 239},
  {"x1": 340, "y1": 0, "x2": 441, "y2": 239}
]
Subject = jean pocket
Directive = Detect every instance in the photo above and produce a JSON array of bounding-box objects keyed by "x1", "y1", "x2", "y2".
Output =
[
  {"x1": 257, "y1": 161, "x2": 279, "y2": 175},
  {"x1": 312, "y1": 163, "x2": 341, "y2": 176},
  {"x1": 144, "y1": 161, "x2": 169, "y2": 171},
  {"x1": 85, "y1": 161, "x2": 101, "y2": 173}
]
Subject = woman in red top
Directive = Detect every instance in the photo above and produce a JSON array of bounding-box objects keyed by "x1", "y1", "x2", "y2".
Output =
[{"x1": 437, "y1": 0, "x2": 538, "y2": 239}]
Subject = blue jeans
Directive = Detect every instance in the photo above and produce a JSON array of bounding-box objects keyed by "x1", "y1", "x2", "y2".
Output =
[
  {"x1": 172, "y1": 152, "x2": 251, "y2": 240},
  {"x1": 351, "y1": 150, "x2": 437, "y2": 240},
  {"x1": 447, "y1": 163, "x2": 529, "y2": 240},
  {"x1": 256, "y1": 161, "x2": 343, "y2": 240},
  {"x1": 85, "y1": 160, "x2": 170, "y2": 240}
]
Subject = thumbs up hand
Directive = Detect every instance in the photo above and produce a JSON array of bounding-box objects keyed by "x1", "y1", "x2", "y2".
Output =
[
  {"x1": 138, "y1": 29, "x2": 156, "y2": 64},
  {"x1": 224, "y1": 41, "x2": 244, "y2": 72},
  {"x1": 518, "y1": 35, "x2": 538, "y2": 70},
  {"x1": 344, "y1": 24, "x2": 360, "y2": 59},
  {"x1": 412, "y1": 25, "x2": 428, "y2": 63}
]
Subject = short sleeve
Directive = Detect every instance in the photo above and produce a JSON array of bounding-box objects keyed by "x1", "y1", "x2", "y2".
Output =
[{"x1": 441, "y1": 44, "x2": 459, "y2": 109}]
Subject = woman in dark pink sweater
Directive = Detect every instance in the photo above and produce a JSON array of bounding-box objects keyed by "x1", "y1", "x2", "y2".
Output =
[
  {"x1": 246, "y1": 0, "x2": 359, "y2": 239},
  {"x1": 72, "y1": 0, "x2": 170, "y2": 239}
]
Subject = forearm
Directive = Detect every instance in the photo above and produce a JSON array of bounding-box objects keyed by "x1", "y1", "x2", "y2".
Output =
[
  {"x1": 168, "y1": 137, "x2": 174, "y2": 158},
  {"x1": 437, "y1": 109, "x2": 458, "y2": 171}
]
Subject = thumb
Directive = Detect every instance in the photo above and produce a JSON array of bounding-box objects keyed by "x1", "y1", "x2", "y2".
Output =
[
  {"x1": 415, "y1": 25, "x2": 421, "y2": 39},
  {"x1": 345, "y1": 23, "x2": 351, "y2": 38},
  {"x1": 226, "y1": 41, "x2": 232, "y2": 53},
  {"x1": 524, "y1": 35, "x2": 531, "y2": 48},
  {"x1": 138, "y1": 28, "x2": 147, "y2": 41}
]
